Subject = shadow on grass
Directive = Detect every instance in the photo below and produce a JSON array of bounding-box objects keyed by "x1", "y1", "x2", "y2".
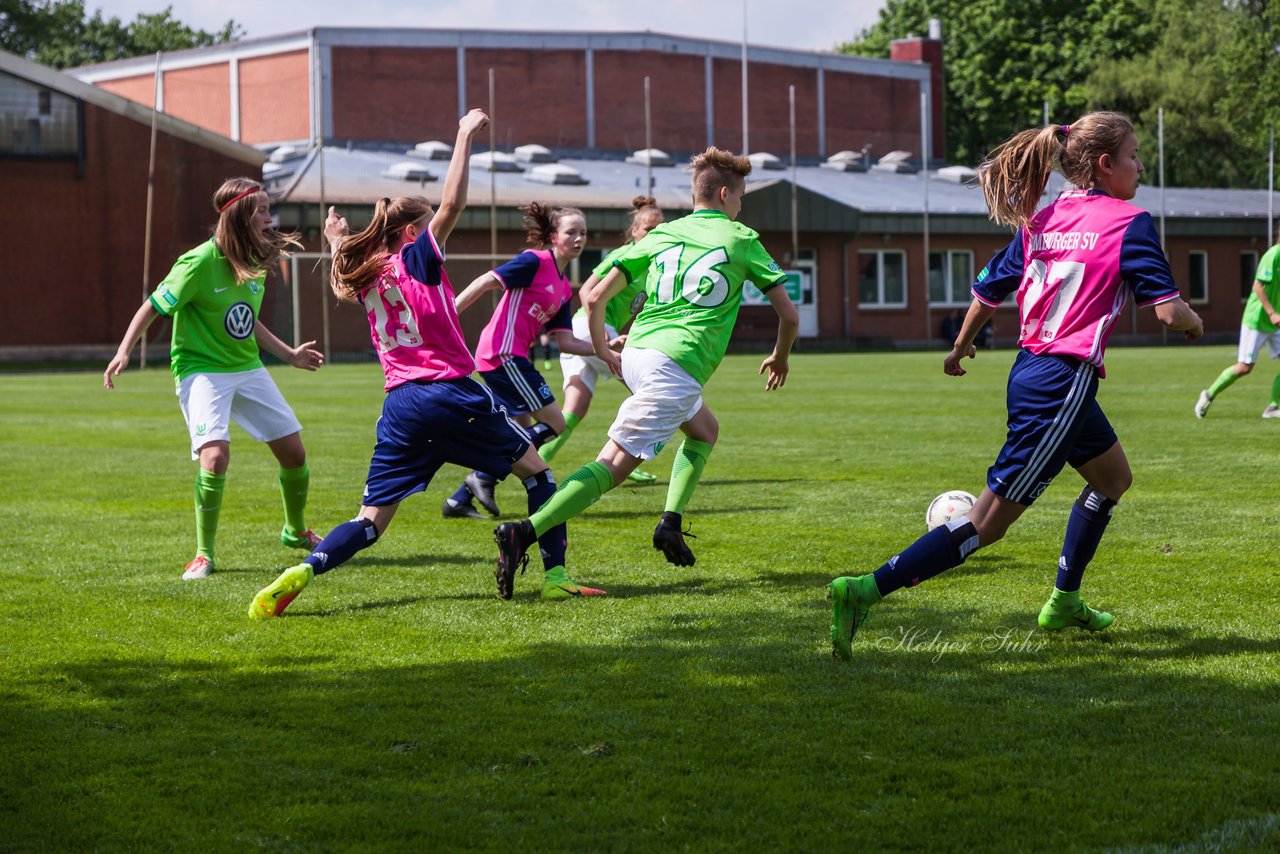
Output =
[{"x1": 4, "y1": 601, "x2": 1279, "y2": 852}]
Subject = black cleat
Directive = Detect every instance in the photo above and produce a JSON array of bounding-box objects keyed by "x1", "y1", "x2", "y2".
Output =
[
  {"x1": 442, "y1": 499, "x2": 486, "y2": 520},
  {"x1": 493, "y1": 520, "x2": 535, "y2": 599},
  {"x1": 652, "y1": 511, "x2": 697, "y2": 566},
  {"x1": 466, "y1": 472, "x2": 500, "y2": 517}
]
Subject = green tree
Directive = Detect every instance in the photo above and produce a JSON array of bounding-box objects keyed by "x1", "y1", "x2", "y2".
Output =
[
  {"x1": 0, "y1": 1, "x2": 243, "y2": 69},
  {"x1": 842, "y1": 0, "x2": 1280, "y2": 188}
]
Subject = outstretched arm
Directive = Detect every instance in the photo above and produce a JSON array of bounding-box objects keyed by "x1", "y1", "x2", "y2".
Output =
[
  {"x1": 104, "y1": 300, "x2": 160, "y2": 389},
  {"x1": 454, "y1": 271, "x2": 501, "y2": 314},
  {"x1": 943, "y1": 298, "x2": 999, "y2": 376},
  {"x1": 1154, "y1": 297, "x2": 1204, "y2": 341},
  {"x1": 584, "y1": 267, "x2": 629, "y2": 376},
  {"x1": 255, "y1": 321, "x2": 324, "y2": 371},
  {"x1": 430, "y1": 109, "x2": 489, "y2": 246},
  {"x1": 759, "y1": 285, "x2": 799, "y2": 390}
]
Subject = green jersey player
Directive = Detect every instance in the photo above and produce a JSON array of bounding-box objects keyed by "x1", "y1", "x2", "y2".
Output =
[
  {"x1": 1195, "y1": 233, "x2": 1280, "y2": 418},
  {"x1": 104, "y1": 178, "x2": 325, "y2": 580},
  {"x1": 492, "y1": 147, "x2": 799, "y2": 590}
]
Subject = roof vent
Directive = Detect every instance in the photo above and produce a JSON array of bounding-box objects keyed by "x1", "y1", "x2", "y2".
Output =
[
  {"x1": 626, "y1": 148, "x2": 674, "y2": 167},
  {"x1": 268, "y1": 144, "x2": 307, "y2": 164},
  {"x1": 262, "y1": 161, "x2": 293, "y2": 179},
  {"x1": 872, "y1": 150, "x2": 919, "y2": 174},
  {"x1": 526, "y1": 163, "x2": 588, "y2": 186},
  {"x1": 406, "y1": 140, "x2": 453, "y2": 160},
  {"x1": 383, "y1": 161, "x2": 437, "y2": 182},
  {"x1": 747, "y1": 152, "x2": 785, "y2": 171},
  {"x1": 821, "y1": 150, "x2": 868, "y2": 172},
  {"x1": 936, "y1": 165, "x2": 979, "y2": 184},
  {"x1": 470, "y1": 151, "x2": 523, "y2": 172},
  {"x1": 515, "y1": 144, "x2": 557, "y2": 164}
]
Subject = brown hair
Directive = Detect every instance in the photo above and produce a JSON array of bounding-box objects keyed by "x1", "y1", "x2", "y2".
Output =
[
  {"x1": 520, "y1": 202, "x2": 586, "y2": 247},
  {"x1": 979, "y1": 111, "x2": 1135, "y2": 229},
  {"x1": 626, "y1": 195, "x2": 663, "y2": 242},
  {"x1": 689, "y1": 147, "x2": 751, "y2": 205},
  {"x1": 212, "y1": 177, "x2": 302, "y2": 284},
  {"x1": 329, "y1": 196, "x2": 433, "y2": 301}
]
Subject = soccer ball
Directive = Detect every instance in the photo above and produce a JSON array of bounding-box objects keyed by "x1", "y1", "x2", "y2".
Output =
[{"x1": 926, "y1": 490, "x2": 977, "y2": 531}]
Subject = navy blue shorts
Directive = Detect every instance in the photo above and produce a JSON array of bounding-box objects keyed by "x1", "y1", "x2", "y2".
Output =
[
  {"x1": 361, "y1": 377, "x2": 532, "y2": 507},
  {"x1": 987, "y1": 349, "x2": 1118, "y2": 506},
  {"x1": 479, "y1": 357, "x2": 555, "y2": 416}
]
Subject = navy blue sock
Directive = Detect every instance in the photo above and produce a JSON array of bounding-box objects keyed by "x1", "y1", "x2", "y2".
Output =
[
  {"x1": 872, "y1": 518, "x2": 980, "y2": 596},
  {"x1": 447, "y1": 483, "x2": 473, "y2": 507},
  {"x1": 527, "y1": 422, "x2": 557, "y2": 449},
  {"x1": 303, "y1": 518, "x2": 380, "y2": 575},
  {"x1": 473, "y1": 470, "x2": 497, "y2": 486},
  {"x1": 1055, "y1": 487, "x2": 1117, "y2": 592},
  {"x1": 524, "y1": 469, "x2": 566, "y2": 570}
]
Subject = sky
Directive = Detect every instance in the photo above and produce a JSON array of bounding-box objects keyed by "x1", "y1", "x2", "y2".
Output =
[{"x1": 88, "y1": 0, "x2": 889, "y2": 53}]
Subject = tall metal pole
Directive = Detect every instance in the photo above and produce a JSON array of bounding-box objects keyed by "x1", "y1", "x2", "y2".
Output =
[
  {"x1": 489, "y1": 68, "x2": 497, "y2": 262},
  {"x1": 921, "y1": 89, "x2": 932, "y2": 346},
  {"x1": 1158, "y1": 106, "x2": 1166, "y2": 249},
  {"x1": 1269, "y1": 122, "x2": 1275, "y2": 241},
  {"x1": 644, "y1": 76, "x2": 653, "y2": 194},
  {"x1": 740, "y1": 0, "x2": 749, "y2": 155},
  {"x1": 141, "y1": 51, "x2": 161, "y2": 371},
  {"x1": 789, "y1": 85, "x2": 798, "y2": 263},
  {"x1": 315, "y1": 44, "x2": 330, "y2": 360}
]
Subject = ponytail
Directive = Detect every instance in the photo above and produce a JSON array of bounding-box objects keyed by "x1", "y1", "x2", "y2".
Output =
[
  {"x1": 627, "y1": 195, "x2": 662, "y2": 241},
  {"x1": 520, "y1": 202, "x2": 585, "y2": 247},
  {"x1": 330, "y1": 196, "x2": 433, "y2": 301}
]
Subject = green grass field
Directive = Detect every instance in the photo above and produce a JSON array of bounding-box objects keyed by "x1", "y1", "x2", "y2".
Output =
[{"x1": 2, "y1": 347, "x2": 1278, "y2": 851}]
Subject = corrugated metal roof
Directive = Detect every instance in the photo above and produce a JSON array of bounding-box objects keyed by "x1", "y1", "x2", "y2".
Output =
[{"x1": 272, "y1": 142, "x2": 1278, "y2": 229}]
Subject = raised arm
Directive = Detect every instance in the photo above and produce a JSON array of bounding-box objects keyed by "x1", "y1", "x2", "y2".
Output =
[
  {"x1": 454, "y1": 271, "x2": 501, "y2": 314},
  {"x1": 430, "y1": 109, "x2": 490, "y2": 246},
  {"x1": 759, "y1": 285, "x2": 799, "y2": 390},
  {"x1": 943, "y1": 298, "x2": 1000, "y2": 376},
  {"x1": 1154, "y1": 297, "x2": 1204, "y2": 341},
  {"x1": 103, "y1": 299, "x2": 159, "y2": 389}
]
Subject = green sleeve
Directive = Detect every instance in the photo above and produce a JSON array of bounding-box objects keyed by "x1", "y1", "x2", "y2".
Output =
[
  {"x1": 743, "y1": 238, "x2": 787, "y2": 293},
  {"x1": 1257, "y1": 245, "x2": 1280, "y2": 285},
  {"x1": 612, "y1": 231, "x2": 662, "y2": 284},
  {"x1": 149, "y1": 252, "x2": 199, "y2": 317},
  {"x1": 592, "y1": 244, "x2": 630, "y2": 279}
]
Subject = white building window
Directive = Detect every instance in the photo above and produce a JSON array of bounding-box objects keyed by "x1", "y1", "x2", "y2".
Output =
[
  {"x1": 928, "y1": 250, "x2": 974, "y2": 306},
  {"x1": 858, "y1": 250, "x2": 907, "y2": 308},
  {"x1": 1241, "y1": 251, "x2": 1259, "y2": 300}
]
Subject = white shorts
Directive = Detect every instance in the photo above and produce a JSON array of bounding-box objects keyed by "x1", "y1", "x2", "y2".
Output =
[
  {"x1": 1237, "y1": 325, "x2": 1280, "y2": 365},
  {"x1": 607, "y1": 348, "x2": 703, "y2": 460},
  {"x1": 177, "y1": 367, "x2": 302, "y2": 459},
  {"x1": 559, "y1": 315, "x2": 620, "y2": 393}
]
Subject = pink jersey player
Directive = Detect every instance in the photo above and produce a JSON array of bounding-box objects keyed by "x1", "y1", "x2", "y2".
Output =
[
  {"x1": 473, "y1": 248, "x2": 575, "y2": 372},
  {"x1": 361, "y1": 230, "x2": 475, "y2": 391}
]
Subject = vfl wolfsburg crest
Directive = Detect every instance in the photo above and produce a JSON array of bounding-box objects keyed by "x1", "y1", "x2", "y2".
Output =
[
  {"x1": 249, "y1": 281, "x2": 261, "y2": 295},
  {"x1": 224, "y1": 302, "x2": 256, "y2": 340}
]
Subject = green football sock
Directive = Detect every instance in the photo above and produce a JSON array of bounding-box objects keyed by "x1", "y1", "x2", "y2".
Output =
[
  {"x1": 195, "y1": 469, "x2": 226, "y2": 560},
  {"x1": 664, "y1": 438, "x2": 713, "y2": 515},
  {"x1": 531, "y1": 461, "x2": 614, "y2": 536},
  {"x1": 278, "y1": 463, "x2": 310, "y2": 536},
  {"x1": 538, "y1": 411, "x2": 581, "y2": 463},
  {"x1": 1270, "y1": 375, "x2": 1280, "y2": 407},
  {"x1": 1207, "y1": 366, "x2": 1240, "y2": 398}
]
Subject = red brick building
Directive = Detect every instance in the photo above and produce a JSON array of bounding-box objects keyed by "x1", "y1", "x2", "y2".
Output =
[{"x1": 0, "y1": 49, "x2": 266, "y2": 354}]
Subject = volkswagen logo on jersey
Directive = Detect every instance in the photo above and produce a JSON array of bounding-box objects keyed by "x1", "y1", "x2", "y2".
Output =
[{"x1": 224, "y1": 302, "x2": 256, "y2": 339}]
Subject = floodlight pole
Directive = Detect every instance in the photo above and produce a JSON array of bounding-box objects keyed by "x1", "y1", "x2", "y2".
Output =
[
  {"x1": 1269, "y1": 122, "x2": 1275, "y2": 241},
  {"x1": 315, "y1": 44, "x2": 330, "y2": 360},
  {"x1": 789, "y1": 85, "x2": 798, "y2": 263},
  {"x1": 644, "y1": 76, "x2": 652, "y2": 193},
  {"x1": 1159, "y1": 106, "x2": 1167, "y2": 343},
  {"x1": 489, "y1": 68, "x2": 497, "y2": 262},
  {"x1": 921, "y1": 89, "x2": 932, "y2": 347},
  {"x1": 741, "y1": 0, "x2": 749, "y2": 155},
  {"x1": 141, "y1": 51, "x2": 161, "y2": 371}
]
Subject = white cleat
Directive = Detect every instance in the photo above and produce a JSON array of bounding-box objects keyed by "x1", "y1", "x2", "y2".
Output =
[{"x1": 1194, "y1": 390, "x2": 1213, "y2": 419}]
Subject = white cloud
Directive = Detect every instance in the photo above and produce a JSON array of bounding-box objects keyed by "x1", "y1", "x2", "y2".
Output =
[{"x1": 89, "y1": 0, "x2": 886, "y2": 52}]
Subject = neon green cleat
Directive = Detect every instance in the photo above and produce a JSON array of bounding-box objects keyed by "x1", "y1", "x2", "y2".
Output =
[
  {"x1": 281, "y1": 527, "x2": 322, "y2": 550},
  {"x1": 626, "y1": 468, "x2": 658, "y2": 483},
  {"x1": 249, "y1": 563, "x2": 314, "y2": 619},
  {"x1": 541, "y1": 566, "x2": 607, "y2": 600},
  {"x1": 828, "y1": 575, "x2": 877, "y2": 661},
  {"x1": 1037, "y1": 590, "x2": 1113, "y2": 632}
]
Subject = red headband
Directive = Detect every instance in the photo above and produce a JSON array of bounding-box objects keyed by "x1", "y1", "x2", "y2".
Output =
[{"x1": 219, "y1": 187, "x2": 259, "y2": 213}]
